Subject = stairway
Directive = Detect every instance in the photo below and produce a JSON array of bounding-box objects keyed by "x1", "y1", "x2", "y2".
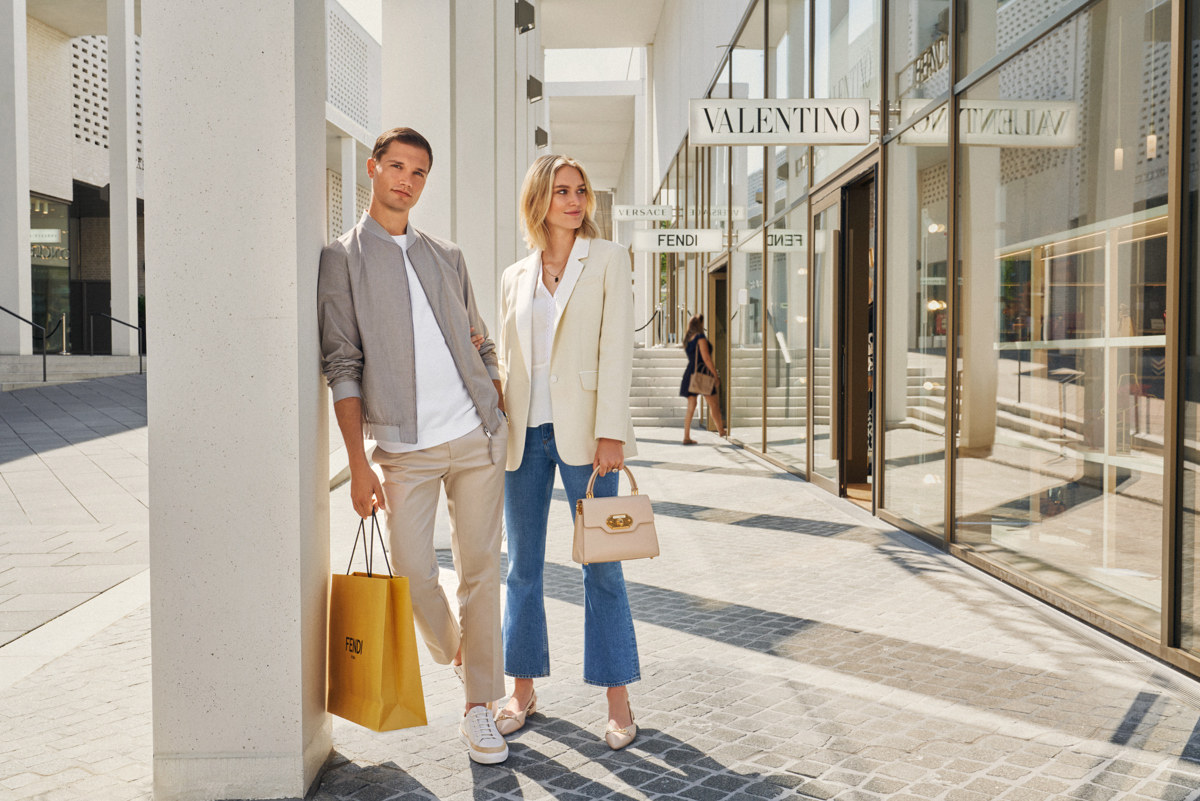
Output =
[
  {"x1": 0, "y1": 354, "x2": 146, "y2": 391},
  {"x1": 726, "y1": 347, "x2": 810, "y2": 428},
  {"x1": 630, "y1": 346, "x2": 689, "y2": 427}
]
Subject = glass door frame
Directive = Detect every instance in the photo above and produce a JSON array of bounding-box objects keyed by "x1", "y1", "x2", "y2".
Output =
[{"x1": 807, "y1": 156, "x2": 882, "y2": 502}]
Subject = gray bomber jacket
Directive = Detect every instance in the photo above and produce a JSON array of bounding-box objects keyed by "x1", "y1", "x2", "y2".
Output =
[{"x1": 317, "y1": 212, "x2": 502, "y2": 445}]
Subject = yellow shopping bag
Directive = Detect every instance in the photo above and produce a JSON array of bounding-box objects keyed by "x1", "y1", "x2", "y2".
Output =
[{"x1": 327, "y1": 513, "x2": 427, "y2": 731}]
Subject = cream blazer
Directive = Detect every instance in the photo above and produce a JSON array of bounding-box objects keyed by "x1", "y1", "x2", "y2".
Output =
[{"x1": 498, "y1": 237, "x2": 638, "y2": 470}]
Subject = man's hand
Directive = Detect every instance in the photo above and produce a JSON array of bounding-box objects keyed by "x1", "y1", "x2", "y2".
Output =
[
  {"x1": 350, "y1": 462, "x2": 387, "y2": 518},
  {"x1": 593, "y1": 438, "x2": 624, "y2": 476}
]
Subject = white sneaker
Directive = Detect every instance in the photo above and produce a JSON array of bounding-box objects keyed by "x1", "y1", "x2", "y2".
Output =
[{"x1": 460, "y1": 705, "x2": 509, "y2": 764}]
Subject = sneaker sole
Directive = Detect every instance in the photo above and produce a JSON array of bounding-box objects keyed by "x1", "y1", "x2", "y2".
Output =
[{"x1": 459, "y1": 731, "x2": 509, "y2": 764}]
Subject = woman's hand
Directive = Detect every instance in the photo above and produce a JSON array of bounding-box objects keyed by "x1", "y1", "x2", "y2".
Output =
[
  {"x1": 593, "y1": 438, "x2": 624, "y2": 476},
  {"x1": 471, "y1": 327, "x2": 484, "y2": 350}
]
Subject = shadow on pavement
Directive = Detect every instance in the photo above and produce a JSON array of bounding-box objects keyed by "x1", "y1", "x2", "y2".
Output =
[
  {"x1": 0, "y1": 376, "x2": 146, "y2": 466},
  {"x1": 470, "y1": 716, "x2": 798, "y2": 800}
]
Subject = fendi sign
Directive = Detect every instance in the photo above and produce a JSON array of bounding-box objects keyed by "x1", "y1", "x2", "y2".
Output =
[
  {"x1": 690, "y1": 98, "x2": 871, "y2": 146},
  {"x1": 631, "y1": 229, "x2": 724, "y2": 252},
  {"x1": 737, "y1": 229, "x2": 805, "y2": 253},
  {"x1": 899, "y1": 99, "x2": 1078, "y2": 148}
]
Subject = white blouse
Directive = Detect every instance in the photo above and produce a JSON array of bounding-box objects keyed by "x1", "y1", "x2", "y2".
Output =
[
  {"x1": 527, "y1": 237, "x2": 589, "y2": 427},
  {"x1": 528, "y1": 279, "x2": 556, "y2": 426}
]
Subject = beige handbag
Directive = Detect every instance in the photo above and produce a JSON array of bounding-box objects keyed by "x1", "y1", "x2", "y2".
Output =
[
  {"x1": 688, "y1": 367, "x2": 717, "y2": 396},
  {"x1": 572, "y1": 466, "x2": 659, "y2": 565}
]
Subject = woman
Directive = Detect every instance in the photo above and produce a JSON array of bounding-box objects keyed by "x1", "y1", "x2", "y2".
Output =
[
  {"x1": 494, "y1": 154, "x2": 640, "y2": 749},
  {"x1": 680, "y1": 314, "x2": 726, "y2": 443}
]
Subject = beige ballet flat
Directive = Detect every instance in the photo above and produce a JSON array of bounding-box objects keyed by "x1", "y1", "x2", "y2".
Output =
[
  {"x1": 605, "y1": 700, "x2": 637, "y2": 750},
  {"x1": 495, "y1": 690, "x2": 536, "y2": 735}
]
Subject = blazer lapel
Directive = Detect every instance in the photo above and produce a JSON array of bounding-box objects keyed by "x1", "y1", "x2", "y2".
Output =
[
  {"x1": 514, "y1": 252, "x2": 539, "y2": 380},
  {"x1": 552, "y1": 237, "x2": 591, "y2": 334}
]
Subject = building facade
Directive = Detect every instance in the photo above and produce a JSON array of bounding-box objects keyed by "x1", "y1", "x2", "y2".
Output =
[
  {"x1": 6, "y1": 0, "x2": 391, "y2": 359},
  {"x1": 608, "y1": 0, "x2": 1200, "y2": 678}
]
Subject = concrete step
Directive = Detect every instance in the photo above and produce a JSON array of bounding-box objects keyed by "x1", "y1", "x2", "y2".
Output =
[{"x1": 0, "y1": 355, "x2": 146, "y2": 390}]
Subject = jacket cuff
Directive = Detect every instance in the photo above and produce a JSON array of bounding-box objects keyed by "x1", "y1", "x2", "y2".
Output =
[
  {"x1": 487, "y1": 364, "x2": 501, "y2": 381},
  {"x1": 594, "y1": 424, "x2": 627, "y2": 444},
  {"x1": 331, "y1": 379, "x2": 363, "y2": 402}
]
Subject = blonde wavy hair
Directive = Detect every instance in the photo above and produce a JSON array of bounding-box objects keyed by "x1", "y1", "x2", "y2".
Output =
[{"x1": 519, "y1": 155, "x2": 600, "y2": 251}]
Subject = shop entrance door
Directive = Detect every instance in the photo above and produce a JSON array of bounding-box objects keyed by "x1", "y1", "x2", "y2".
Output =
[
  {"x1": 809, "y1": 175, "x2": 876, "y2": 504},
  {"x1": 707, "y1": 264, "x2": 728, "y2": 432}
]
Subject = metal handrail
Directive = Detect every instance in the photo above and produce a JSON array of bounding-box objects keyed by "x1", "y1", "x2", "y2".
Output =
[
  {"x1": 635, "y1": 305, "x2": 662, "y2": 333},
  {"x1": 90, "y1": 312, "x2": 145, "y2": 375},
  {"x1": 0, "y1": 304, "x2": 48, "y2": 382}
]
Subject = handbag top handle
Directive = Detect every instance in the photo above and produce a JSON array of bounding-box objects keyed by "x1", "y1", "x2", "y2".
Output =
[
  {"x1": 346, "y1": 511, "x2": 394, "y2": 578},
  {"x1": 585, "y1": 465, "x2": 640, "y2": 499}
]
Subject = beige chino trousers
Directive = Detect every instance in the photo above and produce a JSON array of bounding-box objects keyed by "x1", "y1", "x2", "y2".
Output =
[{"x1": 371, "y1": 422, "x2": 507, "y2": 704}]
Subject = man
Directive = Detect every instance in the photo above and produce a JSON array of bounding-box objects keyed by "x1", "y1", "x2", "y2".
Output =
[{"x1": 318, "y1": 127, "x2": 509, "y2": 764}]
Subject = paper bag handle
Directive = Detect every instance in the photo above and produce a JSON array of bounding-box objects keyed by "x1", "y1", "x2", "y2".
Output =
[
  {"x1": 346, "y1": 512, "x2": 393, "y2": 578},
  {"x1": 585, "y1": 465, "x2": 639, "y2": 499}
]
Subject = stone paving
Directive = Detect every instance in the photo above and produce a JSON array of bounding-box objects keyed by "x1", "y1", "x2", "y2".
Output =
[
  {"x1": 6, "y1": 406, "x2": 1200, "y2": 799},
  {"x1": 0, "y1": 376, "x2": 148, "y2": 647}
]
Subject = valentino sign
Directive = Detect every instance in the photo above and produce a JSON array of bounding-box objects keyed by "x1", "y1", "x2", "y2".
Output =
[
  {"x1": 899, "y1": 99, "x2": 1078, "y2": 148},
  {"x1": 690, "y1": 98, "x2": 872, "y2": 146}
]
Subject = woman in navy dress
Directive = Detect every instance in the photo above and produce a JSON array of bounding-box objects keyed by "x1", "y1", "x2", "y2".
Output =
[{"x1": 679, "y1": 314, "x2": 726, "y2": 443}]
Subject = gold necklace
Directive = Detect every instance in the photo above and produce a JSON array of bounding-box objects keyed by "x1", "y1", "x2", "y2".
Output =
[{"x1": 543, "y1": 262, "x2": 567, "y2": 283}]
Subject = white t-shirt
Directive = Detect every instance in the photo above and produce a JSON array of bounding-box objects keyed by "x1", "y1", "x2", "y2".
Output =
[{"x1": 374, "y1": 233, "x2": 481, "y2": 453}]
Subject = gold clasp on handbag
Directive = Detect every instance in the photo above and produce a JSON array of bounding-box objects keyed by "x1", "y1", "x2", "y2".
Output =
[{"x1": 606, "y1": 513, "x2": 634, "y2": 530}]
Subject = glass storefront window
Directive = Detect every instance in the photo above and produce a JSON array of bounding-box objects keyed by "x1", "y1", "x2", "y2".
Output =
[
  {"x1": 813, "y1": 0, "x2": 880, "y2": 183},
  {"x1": 811, "y1": 199, "x2": 839, "y2": 481},
  {"x1": 961, "y1": 0, "x2": 1080, "y2": 78},
  {"x1": 954, "y1": 0, "x2": 1169, "y2": 636},
  {"x1": 726, "y1": 11, "x2": 764, "y2": 447},
  {"x1": 30, "y1": 195, "x2": 71, "y2": 353},
  {"x1": 771, "y1": 0, "x2": 810, "y2": 206},
  {"x1": 890, "y1": 0, "x2": 949, "y2": 134},
  {"x1": 883, "y1": 112, "x2": 948, "y2": 534},
  {"x1": 766, "y1": 204, "x2": 809, "y2": 471}
]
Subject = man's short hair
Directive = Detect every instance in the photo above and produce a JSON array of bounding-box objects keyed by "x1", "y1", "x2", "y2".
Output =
[{"x1": 372, "y1": 127, "x2": 433, "y2": 171}]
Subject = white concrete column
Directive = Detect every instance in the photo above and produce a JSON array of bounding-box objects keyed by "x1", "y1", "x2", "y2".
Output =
[
  {"x1": 143, "y1": 1, "x2": 331, "y2": 798},
  {"x1": 383, "y1": 0, "x2": 519, "y2": 331},
  {"x1": 340, "y1": 135, "x2": 357, "y2": 234},
  {"x1": 0, "y1": 0, "x2": 32, "y2": 355},
  {"x1": 108, "y1": 0, "x2": 140, "y2": 356},
  {"x1": 382, "y1": 0, "x2": 453, "y2": 241},
  {"x1": 453, "y1": 1, "x2": 498, "y2": 328}
]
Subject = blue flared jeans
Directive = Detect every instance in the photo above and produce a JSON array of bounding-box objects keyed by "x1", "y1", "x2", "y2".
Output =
[{"x1": 502, "y1": 424, "x2": 641, "y2": 687}]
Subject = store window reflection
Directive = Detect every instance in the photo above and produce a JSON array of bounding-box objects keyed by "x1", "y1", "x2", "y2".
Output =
[
  {"x1": 955, "y1": 0, "x2": 1168, "y2": 635},
  {"x1": 961, "y1": 0, "x2": 1079, "y2": 77},
  {"x1": 811, "y1": 202, "x2": 839, "y2": 482},
  {"x1": 890, "y1": 0, "x2": 949, "y2": 114},
  {"x1": 30, "y1": 195, "x2": 71, "y2": 354},
  {"x1": 729, "y1": 142, "x2": 764, "y2": 448},
  {"x1": 813, "y1": 0, "x2": 880, "y2": 183},
  {"x1": 724, "y1": 14, "x2": 765, "y2": 448},
  {"x1": 766, "y1": 205, "x2": 809, "y2": 472},
  {"x1": 883, "y1": 114, "x2": 947, "y2": 534}
]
